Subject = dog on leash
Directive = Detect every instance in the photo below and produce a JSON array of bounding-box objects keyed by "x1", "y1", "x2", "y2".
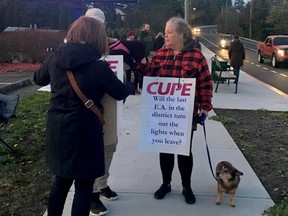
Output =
[{"x1": 215, "y1": 161, "x2": 243, "y2": 207}]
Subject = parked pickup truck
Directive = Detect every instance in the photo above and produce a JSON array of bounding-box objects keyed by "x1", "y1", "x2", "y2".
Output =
[{"x1": 257, "y1": 35, "x2": 288, "y2": 68}]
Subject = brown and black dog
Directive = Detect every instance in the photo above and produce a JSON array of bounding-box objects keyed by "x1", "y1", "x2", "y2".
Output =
[{"x1": 215, "y1": 161, "x2": 243, "y2": 207}]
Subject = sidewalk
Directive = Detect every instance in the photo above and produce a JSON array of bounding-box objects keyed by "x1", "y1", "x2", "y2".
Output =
[{"x1": 44, "y1": 45, "x2": 288, "y2": 216}]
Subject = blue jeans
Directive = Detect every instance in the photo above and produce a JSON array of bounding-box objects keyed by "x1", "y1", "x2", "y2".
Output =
[{"x1": 48, "y1": 176, "x2": 95, "y2": 216}]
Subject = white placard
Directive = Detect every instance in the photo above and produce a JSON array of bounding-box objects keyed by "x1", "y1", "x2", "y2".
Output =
[
  {"x1": 102, "y1": 55, "x2": 124, "y2": 142},
  {"x1": 104, "y1": 55, "x2": 124, "y2": 82},
  {"x1": 139, "y1": 76, "x2": 196, "y2": 156}
]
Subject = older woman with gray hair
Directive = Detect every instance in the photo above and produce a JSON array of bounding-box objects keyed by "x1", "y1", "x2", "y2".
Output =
[{"x1": 145, "y1": 17, "x2": 213, "y2": 204}]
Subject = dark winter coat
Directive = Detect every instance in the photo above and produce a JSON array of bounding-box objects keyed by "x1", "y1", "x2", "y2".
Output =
[
  {"x1": 228, "y1": 39, "x2": 245, "y2": 67},
  {"x1": 109, "y1": 40, "x2": 146, "y2": 71},
  {"x1": 122, "y1": 40, "x2": 146, "y2": 63},
  {"x1": 153, "y1": 36, "x2": 164, "y2": 51},
  {"x1": 138, "y1": 30, "x2": 152, "y2": 57},
  {"x1": 34, "y1": 43, "x2": 133, "y2": 180}
]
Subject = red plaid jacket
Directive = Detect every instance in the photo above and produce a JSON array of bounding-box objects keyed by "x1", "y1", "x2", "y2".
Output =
[{"x1": 145, "y1": 46, "x2": 213, "y2": 115}]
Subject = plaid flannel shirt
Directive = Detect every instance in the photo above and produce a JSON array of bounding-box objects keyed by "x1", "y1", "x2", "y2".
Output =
[{"x1": 145, "y1": 47, "x2": 213, "y2": 115}]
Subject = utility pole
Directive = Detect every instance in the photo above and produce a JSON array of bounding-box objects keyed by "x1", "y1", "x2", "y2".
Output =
[
  {"x1": 185, "y1": 0, "x2": 189, "y2": 23},
  {"x1": 225, "y1": 0, "x2": 228, "y2": 33},
  {"x1": 249, "y1": 0, "x2": 253, "y2": 38}
]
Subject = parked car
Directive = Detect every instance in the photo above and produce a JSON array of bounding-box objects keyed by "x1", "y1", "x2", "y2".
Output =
[{"x1": 257, "y1": 35, "x2": 288, "y2": 68}]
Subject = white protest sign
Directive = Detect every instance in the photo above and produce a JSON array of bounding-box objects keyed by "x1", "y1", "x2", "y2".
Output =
[
  {"x1": 139, "y1": 76, "x2": 196, "y2": 156},
  {"x1": 104, "y1": 55, "x2": 124, "y2": 82},
  {"x1": 101, "y1": 55, "x2": 123, "y2": 140}
]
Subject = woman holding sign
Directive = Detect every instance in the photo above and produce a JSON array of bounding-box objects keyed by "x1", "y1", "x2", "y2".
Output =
[{"x1": 145, "y1": 17, "x2": 213, "y2": 204}]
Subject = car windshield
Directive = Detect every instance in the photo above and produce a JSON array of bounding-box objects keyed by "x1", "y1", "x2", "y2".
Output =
[{"x1": 274, "y1": 37, "x2": 288, "y2": 45}]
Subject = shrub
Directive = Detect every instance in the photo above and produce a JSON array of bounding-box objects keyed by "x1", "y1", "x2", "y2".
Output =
[
  {"x1": 0, "y1": 30, "x2": 66, "y2": 64},
  {"x1": 262, "y1": 196, "x2": 288, "y2": 216},
  {"x1": 0, "y1": 33, "x2": 20, "y2": 64}
]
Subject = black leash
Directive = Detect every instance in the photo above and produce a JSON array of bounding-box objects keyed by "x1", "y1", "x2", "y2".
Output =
[{"x1": 200, "y1": 121, "x2": 218, "y2": 181}]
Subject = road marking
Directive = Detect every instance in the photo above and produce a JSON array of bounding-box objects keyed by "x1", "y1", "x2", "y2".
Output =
[
  {"x1": 248, "y1": 61, "x2": 288, "y2": 78},
  {"x1": 200, "y1": 35, "x2": 219, "y2": 48}
]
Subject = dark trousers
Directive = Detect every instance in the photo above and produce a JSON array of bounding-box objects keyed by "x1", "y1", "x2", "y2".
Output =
[
  {"x1": 159, "y1": 150, "x2": 193, "y2": 188},
  {"x1": 48, "y1": 176, "x2": 95, "y2": 216},
  {"x1": 233, "y1": 66, "x2": 240, "y2": 83},
  {"x1": 138, "y1": 73, "x2": 143, "y2": 89},
  {"x1": 126, "y1": 69, "x2": 140, "y2": 90}
]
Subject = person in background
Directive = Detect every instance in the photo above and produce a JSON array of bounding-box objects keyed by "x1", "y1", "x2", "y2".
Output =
[
  {"x1": 85, "y1": 7, "x2": 123, "y2": 216},
  {"x1": 138, "y1": 23, "x2": 152, "y2": 59},
  {"x1": 153, "y1": 32, "x2": 165, "y2": 51},
  {"x1": 85, "y1": 8, "x2": 117, "y2": 44},
  {"x1": 228, "y1": 35, "x2": 245, "y2": 83},
  {"x1": 125, "y1": 30, "x2": 136, "y2": 83},
  {"x1": 138, "y1": 23, "x2": 152, "y2": 90},
  {"x1": 126, "y1": 30, "x2": 135, "y2": 41},
  {"x1": 33, "y1": 16, "x2": 133, "y2": 216},
  {"x1": 124, "y1": 30, "x2": 141, "y2": 94},
  {"x1": 145, "y1": 17, "x2": 213, "y2": 205}
]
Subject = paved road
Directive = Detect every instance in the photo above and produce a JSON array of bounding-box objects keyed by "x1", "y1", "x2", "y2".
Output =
[{"x1": 199, "y1": 26, "x2": 288, "y2": 95}]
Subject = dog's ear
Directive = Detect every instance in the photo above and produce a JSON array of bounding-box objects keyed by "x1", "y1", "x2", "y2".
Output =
[{"x1": 235, "y1": 169, "x2": 244, "y2": 176}]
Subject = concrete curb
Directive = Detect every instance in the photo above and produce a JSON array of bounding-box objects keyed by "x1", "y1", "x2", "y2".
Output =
[{"x1": 0, "y1": 79, "x2": 33, "y2": 94}]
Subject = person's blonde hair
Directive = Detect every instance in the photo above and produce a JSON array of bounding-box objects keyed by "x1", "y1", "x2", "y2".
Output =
[{"x1": 66, "y1": 16, "x2": 109, "y2": 56}]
